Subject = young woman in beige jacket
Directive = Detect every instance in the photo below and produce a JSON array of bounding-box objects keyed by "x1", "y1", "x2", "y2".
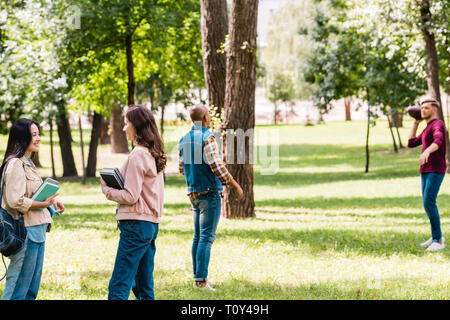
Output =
[{"x1": 1, "y1": 118, "x2": 64, "y2": 300}]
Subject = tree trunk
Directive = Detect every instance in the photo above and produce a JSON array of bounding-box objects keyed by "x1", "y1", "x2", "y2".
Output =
[
  {"x1": 125, "y1": 34, "x2": 135, "y2": 106},
  {"x1": 222, "y1": 0, "x2": 258, "y2": 219},
  {"x1": 344, "y1": 98, "x2": 351, "y2": 121},
  {"x1": 273, "y1": 102, "x2": 278, "y2": 125},
  {"x1": 200, "y1": 0, "x2": 228, "y2": 115},
  {"x1": 86, "y1": 111, "x2": 102, "y2": 177},
  {"x1": 78, "y1": 115, "x2": 86, "y2": 184},
  {"x1": 387, "y1": 114, "x2": 398, "y2": 153},
  {"x1": 160, "y1": 105, "x2": 165, "y2": 139},
  {"x1": 56, "y1": 100, "x2": 78, "y2": 177},
  {"x1": 110, "y1": 104, "x2": 129, "y2": 154},
  {"x1": 392, "y1": 112, "x2": 404, "y2": 148},
  {"x1": 100, "y1": 116, "x2": 111, "y2": 145},
  {"x1": 418, "y1": 0, "x2": 450, "y2": 171},
  {"x1": 49, "y1": 117, "x2": 56, "y2": 179},
  {"x1": 365, "y1": 89, "x2": 370, "y2": 173}
]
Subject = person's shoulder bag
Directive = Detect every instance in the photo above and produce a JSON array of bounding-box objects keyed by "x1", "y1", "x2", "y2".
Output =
[{"x1": 0, "y1": 160, "x2": 27, "y2": 258}]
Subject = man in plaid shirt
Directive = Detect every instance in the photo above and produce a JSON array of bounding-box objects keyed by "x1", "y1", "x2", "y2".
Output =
[{"x1": 178, "y1": 105, "x2": 243, "y2": 291}]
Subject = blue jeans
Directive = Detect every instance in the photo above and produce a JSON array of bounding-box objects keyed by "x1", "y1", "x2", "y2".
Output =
[
  {"x1": 2, "y1": 238, "x2": 45, "y2": 300},
  {"x1": 191, "y1": 192, "x2": 221, "y2": 282},
  {"x1": 421, "y1": 173, "x2": 445, "y2": 242},
  {"x1": 108, "y1": 220, "x2": 158, "y2": 300}
]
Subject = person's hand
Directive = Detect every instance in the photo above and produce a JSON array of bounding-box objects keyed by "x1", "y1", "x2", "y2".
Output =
[
  {"x1": 52, "y1": 198, "x2": 65, "y2": 214},
  {"x1": 100, "y1": 177, "x2": 106, "y2": 188},
  {"x1": 234, "y1": 184, "x2": 244, "y2": 201},
  {"x1": 42, "y1": 193, "x2": 58, "y2": 208},
  {"x1": 414, "y1": 119, "x2": 423, "y2": 125},
  {"x1": 230, "y1": 179, "x2": 244, "y2": 201},
  {"x1": 420, "y1": 151, "x2": 430, "y2": 165}
]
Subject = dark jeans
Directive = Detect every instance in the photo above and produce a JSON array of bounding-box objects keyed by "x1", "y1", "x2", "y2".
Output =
[
  {"x1": 190, "y1": 191, "x2": 221, "y2": 282},
  {"x1": 421, "y1": 173, "x2": 445, "y2": 242},
  {"x1": 2, "y1": 239, "x2": 45, "y2": 300},
  {"x1": 108, "y1": 220, "x2": 159, "y2": 300}
]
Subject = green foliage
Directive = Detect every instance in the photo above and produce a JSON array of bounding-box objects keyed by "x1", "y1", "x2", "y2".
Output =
[
  {"x1": 304, "y1": 0, "x2": 429, "y2": 114},
  {"x1": 62, "y1": 0, "x2": 203, "y2": 114}
]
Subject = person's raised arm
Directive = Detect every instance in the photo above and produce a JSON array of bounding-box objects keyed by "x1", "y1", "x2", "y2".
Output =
[{"x1": 408, "y1": 119, "x2": 423, "y2": 148}]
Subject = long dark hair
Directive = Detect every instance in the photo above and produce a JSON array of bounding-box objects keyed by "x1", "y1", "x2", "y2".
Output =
[
  {"x1": 125, "y1": 105, "x2": 167, "y2": 173},
  {"x1": 0, "y1": 118, "x2": 40, "y2": 180}
]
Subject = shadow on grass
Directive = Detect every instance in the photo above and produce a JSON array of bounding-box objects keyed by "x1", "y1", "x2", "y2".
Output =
[
  {"x1": 162, "y1": 225, "x2": 449, "y2": 258},
  {"x1": 274, "y1": 143, "x2": 419, "y2": 169},
  {"x1": 256, "y1": 195, "x2": 450, "y2": 212},
  {"x1": 155, "y1": 275, "x2": 439, "y2": 300}
]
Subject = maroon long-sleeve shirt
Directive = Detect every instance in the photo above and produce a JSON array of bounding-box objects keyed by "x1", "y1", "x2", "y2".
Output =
[{"x1": 408, "y1": 118, "x2": 447, "y2": 174}]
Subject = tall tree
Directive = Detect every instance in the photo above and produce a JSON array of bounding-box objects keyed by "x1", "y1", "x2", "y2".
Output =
[
  {"x1": 200, "y1": 0, "x2": 228, "y2": 115},
  {"x1": 222, "y1": 0, "x2": 259, "y2": 219}
]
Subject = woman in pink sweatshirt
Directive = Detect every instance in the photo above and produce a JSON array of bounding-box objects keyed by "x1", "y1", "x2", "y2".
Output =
[{"x1": 100, "y1": 105, "x2": 166, "y2": 300}]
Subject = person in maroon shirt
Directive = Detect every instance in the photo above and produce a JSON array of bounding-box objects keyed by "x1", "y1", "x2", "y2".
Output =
[{"x1": 408, "y1": 97, "x2": 446, "y2": 252}]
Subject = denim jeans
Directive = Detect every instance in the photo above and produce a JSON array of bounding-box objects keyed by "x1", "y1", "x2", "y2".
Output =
[
  {"x1": 2, "y1": 238, "x2": 45, "y2": 300},
  {"x1": 108, "y1": 220, "x2": 158, "y2": 300},
  {"x1": 191, "y1": 191, "x2": 221, "y2": 282},
  {"x1": 421, "y1": 173, "x2": 445, "y2": 242}
]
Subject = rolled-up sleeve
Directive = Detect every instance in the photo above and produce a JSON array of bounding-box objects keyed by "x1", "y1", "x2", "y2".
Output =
[
  {"x1": 408, "y1": 132, "x2": 423, "y2": 148},
  {"x1": 4, "y1": 159, "x2": 33, "y2": 213},
  {"x1": 102, "y1": 150, "x2": 151, "y2": 205}
]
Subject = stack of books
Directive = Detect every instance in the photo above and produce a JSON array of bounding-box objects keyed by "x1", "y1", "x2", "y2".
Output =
[{"x1": 100, "y1": 168, "x2": 124, "y2": 190}]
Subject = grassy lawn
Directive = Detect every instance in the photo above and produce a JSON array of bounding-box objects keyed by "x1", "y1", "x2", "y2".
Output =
[{"x1": 0, "y1": 119, "x2": 449, "y2": 300}]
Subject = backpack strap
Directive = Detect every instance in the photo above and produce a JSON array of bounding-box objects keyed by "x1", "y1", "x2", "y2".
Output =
[{"x1": 0, "y1": 159, "x2": 25, "y2": 209}]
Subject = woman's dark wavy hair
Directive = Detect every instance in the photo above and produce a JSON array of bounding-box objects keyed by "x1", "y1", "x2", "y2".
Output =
[
  {"x1": 126, "y1": 105, "x2": 167, "y2": 173},
  {"x1": 0, "y1": 118, "x2": 40, "y2": 180}
]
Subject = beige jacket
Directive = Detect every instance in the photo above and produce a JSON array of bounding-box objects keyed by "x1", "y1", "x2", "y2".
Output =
[
  {"x1": 101, "y1": 145, "x2": 164, "y2": 223},
  {"x1": 1, "y1": 157, "x2": 53, "y2": 227}
]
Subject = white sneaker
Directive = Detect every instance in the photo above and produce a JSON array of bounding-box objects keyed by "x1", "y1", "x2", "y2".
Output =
[
  {"x1": 420, "y1": 238, "x2": 433, "y2": 248},
  {"x1": 420, "y1": 237, "x2": 444, "y2": 248},
  {"x1": 425, "y1": 242, "x2": 445, "y2": 252},
  {"x1": 193, "y1": 281, "x2": 216, "y2": 291}
]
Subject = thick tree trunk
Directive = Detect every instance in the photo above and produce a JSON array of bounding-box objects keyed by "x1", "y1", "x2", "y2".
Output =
[
  {"x1": 56, "y1": 100, "x2": 78, "y2": 177},
  {"x1": 200, "y1": 0, "x2": 228, "y2": 114},
  {"x1": 418, "y1": 0, "x2": 450, "y2": 171},
  {"x1": 222, "y1": 0, "x2": 258, "y2": 219},
  {"x1": 86, "y1": 111, "x2": 102, "y2": 177},
  {"x1": 110, "y1": 104, "x2": 129, "y2": 154}
]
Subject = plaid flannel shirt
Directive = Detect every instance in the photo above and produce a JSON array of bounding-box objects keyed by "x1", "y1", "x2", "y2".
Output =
[{"x1": 179, "y1": 136, "x2": 232, "y2": 200}]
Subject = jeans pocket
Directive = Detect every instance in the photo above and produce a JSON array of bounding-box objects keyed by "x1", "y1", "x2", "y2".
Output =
[{"x1": 137, "y1": 221, "x2": 158, "y2": 242}]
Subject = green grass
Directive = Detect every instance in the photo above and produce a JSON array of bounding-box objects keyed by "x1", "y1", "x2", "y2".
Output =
[{"x1": 0, "y1": 119, "x2": 449, "y2": 300}]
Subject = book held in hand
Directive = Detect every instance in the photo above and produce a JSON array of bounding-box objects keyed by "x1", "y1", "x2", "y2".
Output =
[
  {"x1": 32, "y1": 178, "x2": 59, "y2": 202},
  {"x1": 100, "y1": 168, "x2": 124, "y2": 190}
]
